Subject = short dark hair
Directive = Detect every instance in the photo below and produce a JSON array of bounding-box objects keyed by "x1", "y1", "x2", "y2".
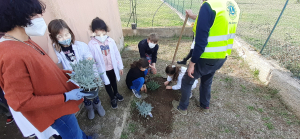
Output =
[
  {"x1": 48, "y1": 19, "x2": 76, "y2": 52},
  {"x1": 0, "y1": 0, "x2": 46, "y2": 32},
  {"x1": 131, "y1": 58, "x2": 149, "y2": 69},
  {"x1": 90, "y1": 17, "x2": 109, "y2": 32}
]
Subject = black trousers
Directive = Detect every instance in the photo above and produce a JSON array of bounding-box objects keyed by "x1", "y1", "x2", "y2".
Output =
[
  {"x1": 105, "y1": 69, "x2": 119, "y2": 100},
  {"x1": 183, "y1": 49, "x2": 194, "y2": 61}
]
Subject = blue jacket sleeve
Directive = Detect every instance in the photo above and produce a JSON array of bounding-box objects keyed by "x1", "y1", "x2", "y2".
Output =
[{"x1": 191, "y1": 2, "x2": 215, "y2": 63}]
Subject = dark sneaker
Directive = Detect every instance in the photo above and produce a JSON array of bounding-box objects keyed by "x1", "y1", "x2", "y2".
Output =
[
  {"x1": 111, "y1": 99, "x2": 118, "y2": 109},
  {"x1": 6, "y1": 116, "x2": 14, "y2": 125},
  {"x1": 177, "y1": 60, "x2": 187, "y2": 65},
  {"x1": 116, "y1": 93, "x2": 124, "y2": 101},
  {"x1": 132, "y1": 89, "x2": 141, "y2": 98},
  {"x1": 172, "y1": 100, "x2": 187, "y2": 115}
]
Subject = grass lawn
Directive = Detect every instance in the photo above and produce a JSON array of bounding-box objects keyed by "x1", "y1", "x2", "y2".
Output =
[
  {"x1": 118, "y1": 0, "x2": 184, "y2": 27},
  {"x1": 119, "y1": 0, "x2": 300, "y2": 78},
  {"x1": 235, "y1": 0, "x2": 300, "y2": 78},
  {"x1": 120, "y1": 36, "x2": 300, "y2": 138}
]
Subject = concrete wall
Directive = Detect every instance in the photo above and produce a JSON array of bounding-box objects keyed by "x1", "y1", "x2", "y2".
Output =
[
  {"x1": 122, "y1": 27, "x2": 194, "y2": 37},
  {"x1": 234, "y1": 36, "x2": 300, "y2": 119},
  {"x1": 31, "y1": 0, "x2": 124, "y2": 52}
]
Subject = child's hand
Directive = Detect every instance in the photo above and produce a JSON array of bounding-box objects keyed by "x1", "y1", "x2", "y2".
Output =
[
  {"x1": 143, "y1": 84, "x2": 147, "y2": 93},
  {"x1": 164, "y1": 81, "x2": 169, "y2": 86},
  {"x1": 120, "y1": 70, "x2": 123, "y2": 76},
  {"x1": 166, "y1": 86, "x2": 172, "y2": 89},
  {"x1": 151, "y1": 68, "x2": 157, "y2": 74}
]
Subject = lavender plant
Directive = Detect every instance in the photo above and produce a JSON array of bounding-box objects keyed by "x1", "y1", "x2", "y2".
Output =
[
  {"x1": 136, "y1": 101, "x2": 153, "y2": 118},
  {"x1": 67, "y1": 59, "x2": 102, "y2": 91},
  {"x1": 146, "y1": 80, "x2": 160, "y2": 91}
]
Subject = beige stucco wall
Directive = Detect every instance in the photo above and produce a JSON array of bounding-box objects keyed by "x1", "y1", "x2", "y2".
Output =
[{"x1": 31, "y1": 0, "x2": 124, "y2": 52}]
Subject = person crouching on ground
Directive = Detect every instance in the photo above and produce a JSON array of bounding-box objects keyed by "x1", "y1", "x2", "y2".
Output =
[
  {"x1": 0, "y1": 0, "x2": 98, "y2": 138},
  {"x1": 138, "y1": 33, "x2": 159, "y2": 74},
  {"x1": 48, "y1": 19, "x2": 105, "y2": 120},
  {"x1": 88, "y1": 17, "x2": 124, "y2": 109},
  {"x1": 126, "y1": 58, "x2": 149, "y2": 98},
  {"x1": 164, "y1": 65, "x2": 198, "y2": 98}
]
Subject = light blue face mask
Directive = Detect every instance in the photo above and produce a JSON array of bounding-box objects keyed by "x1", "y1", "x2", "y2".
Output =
[{"x1": 58, "y1": 38, "x2": 72, "y2": 46}]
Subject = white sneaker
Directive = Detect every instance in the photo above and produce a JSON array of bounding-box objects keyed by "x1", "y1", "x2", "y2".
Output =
[{"x1": 190, "y1": 92, "x2": 193, "y2": 98}]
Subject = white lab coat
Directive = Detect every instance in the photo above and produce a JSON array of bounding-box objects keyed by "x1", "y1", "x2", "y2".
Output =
[
  {"x1": 55, "y1": 41, "x2": 93, "y2": 70},
  {"x1": 88, "y1": 37, "x2": 124, "y2": 85},
  {"x1": 167, "y1": 67, "x2": 198, "y2": 90}
]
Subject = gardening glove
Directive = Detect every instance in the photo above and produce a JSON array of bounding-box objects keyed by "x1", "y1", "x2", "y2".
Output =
[{"x1": 64, "y1": 89, "x2": 92, "y2": 102}]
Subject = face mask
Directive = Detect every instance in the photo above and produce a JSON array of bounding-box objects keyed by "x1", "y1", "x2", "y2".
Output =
[
  {"x1": 148, "y1": 42, "x2": 156, "y2": 49},
  {"x1": 24, "y1": 18, "x2": 47, "y2": 36},
  {"x1": 95, "y1": 35, "x2": 108, "y2": 43},
  {"x1": 58, "y1": 38, "x2": 72, "y2": 46}
]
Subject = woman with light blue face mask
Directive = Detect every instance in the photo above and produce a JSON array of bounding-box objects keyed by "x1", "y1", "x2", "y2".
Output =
[{"x1": 48, "y1": 19, "x2": 106, "y2": 121}]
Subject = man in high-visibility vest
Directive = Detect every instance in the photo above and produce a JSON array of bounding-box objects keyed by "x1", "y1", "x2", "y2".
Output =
[{"x1": 172, "y1": 0, "x2": 240, "y2": 115}]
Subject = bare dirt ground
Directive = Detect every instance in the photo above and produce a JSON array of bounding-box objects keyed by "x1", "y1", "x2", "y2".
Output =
[{"x1": 119, "y1": 37, "x2": 300, "y2": 139}]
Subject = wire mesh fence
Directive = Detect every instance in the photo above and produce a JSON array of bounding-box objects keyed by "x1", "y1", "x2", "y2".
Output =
[{"x1": 118, "y1": 0, "x2": 300, "y2": 79}]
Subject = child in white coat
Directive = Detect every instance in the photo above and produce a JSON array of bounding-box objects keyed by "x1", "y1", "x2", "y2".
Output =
[
  {"x1": 88, "y1": 17, "x2": 124, "y2": 109},
  {"x1": 48, "y1": 19, "x2": 105, "y2": 120},
  {"x1": 164, "y1": 65, "x2": 198, "y2": 98}
]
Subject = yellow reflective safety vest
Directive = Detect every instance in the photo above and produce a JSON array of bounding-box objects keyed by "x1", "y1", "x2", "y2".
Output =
[{"x1": 194, "y1": 0, "x2": 240, "y2": 59}]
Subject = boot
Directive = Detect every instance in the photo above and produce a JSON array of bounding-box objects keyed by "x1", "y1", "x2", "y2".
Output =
[
  {"x1": 177, "y1": 58, "x2": 187, "y2": 65},
  {"x1": 85, "y1": 104, "x2": 95, "y2": 120},
  {"x1": 93, "y1": 102, "x2": 105, "y2": 117}
]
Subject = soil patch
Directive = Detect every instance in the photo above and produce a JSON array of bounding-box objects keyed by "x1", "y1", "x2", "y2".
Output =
[{"x1": 131, "y1": 77, "x2": 180, "y2": 135}]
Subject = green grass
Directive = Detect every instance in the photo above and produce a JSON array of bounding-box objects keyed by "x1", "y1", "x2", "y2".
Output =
[
  {"x1": 235, "y1": 0, "x2": 300, "y2": 78},
  {"x1": 118, "y1": 0, "x2": 184, "y2": 27},
  {"x1": 264, "y1": 122, "x2": 274, "y2": 130},
  {"x1": 253, "y1": 69, "x2": 259, "y2": 79},
  {"x1": 120, "y1": 131, "x2": 128, "y2": 139},
  {"x1": 247, "y1": 106, "x2": 255, "y2": 111},
  {"x1": 128, "y1": 123, "x2": 137, "y2": 133}
]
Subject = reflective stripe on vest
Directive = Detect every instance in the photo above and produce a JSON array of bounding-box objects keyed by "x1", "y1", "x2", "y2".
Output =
[
  {"x1": 207, "y1": 33, "x2": 235, "y2": 42},
  {"x1": 198, "y1": 0, "x2": 240, "y2": 59}
]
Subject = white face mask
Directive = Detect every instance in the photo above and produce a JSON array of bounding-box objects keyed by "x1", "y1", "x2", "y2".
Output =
[
  {"x1": 24, "y1": 18, "x2": 47, "y2": 36},
  {"x1": 95, "y1": 35, "x2": 108, "y2": 43},
  {"x1": 148, "y1": 42, "x2": 156, "y2": 49}
]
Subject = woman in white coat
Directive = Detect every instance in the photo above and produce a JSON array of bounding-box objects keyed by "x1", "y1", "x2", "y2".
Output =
[
  {"x1": 48, "y1": 19, "x2": 105, "y2": 120},
  {"x1": 88, "y1": 17, "x2": 124, "y2": 109}
]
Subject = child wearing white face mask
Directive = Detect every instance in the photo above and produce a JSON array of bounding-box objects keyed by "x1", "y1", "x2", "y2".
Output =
[
  {"x1": 138, "y1": 33, "x2": 159, "y2": 75},
  {"x1": 88, "y1": 17, "x2": 124, "y2": 109},
  {"x1": 48, "y1": 19, "x2": 105, "y2": 120}
]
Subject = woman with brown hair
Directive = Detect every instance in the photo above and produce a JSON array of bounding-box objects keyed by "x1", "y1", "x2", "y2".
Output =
[{"x1": 48, "y1": 19, "x2": 105, "y2": 120}]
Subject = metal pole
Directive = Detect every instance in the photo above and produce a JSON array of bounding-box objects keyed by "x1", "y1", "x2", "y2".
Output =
[{"x1": 260, "y1": 0, "x2": 289, "y2": 54}]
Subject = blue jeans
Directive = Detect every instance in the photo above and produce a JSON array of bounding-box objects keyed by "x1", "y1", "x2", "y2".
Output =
[
  {"x1": 130, "y1": 77, "x2": 145, "y2": 92},
  {"x1": 51, "y1": 114, "x2": 90, "y2": 139},
  {"x1": 179, "y1": 57, "x2": 227, "y2": 110}
]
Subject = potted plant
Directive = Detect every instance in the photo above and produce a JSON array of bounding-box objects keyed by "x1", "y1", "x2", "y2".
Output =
[{"x1": 67, "y1": 59, "x2": 103, "y2": 99}]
